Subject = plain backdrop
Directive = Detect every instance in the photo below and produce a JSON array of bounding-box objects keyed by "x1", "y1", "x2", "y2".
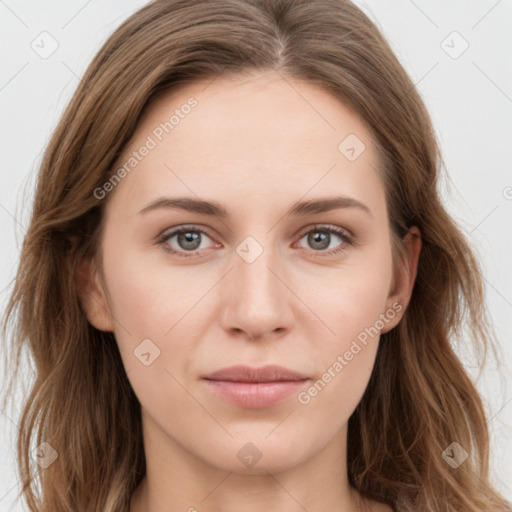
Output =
[{"x1": 1, "y1": 1, "x2": 511, "y2": 509}]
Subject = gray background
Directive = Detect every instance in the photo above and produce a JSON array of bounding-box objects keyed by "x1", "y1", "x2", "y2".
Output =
[{"x1": 1, "y1": 0, "x2": 511, "y2": 509}]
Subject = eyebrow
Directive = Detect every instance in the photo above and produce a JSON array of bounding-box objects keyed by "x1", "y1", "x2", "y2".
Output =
[{"x1": 137, "y1": 195, "x2": 372, "y2": 218}]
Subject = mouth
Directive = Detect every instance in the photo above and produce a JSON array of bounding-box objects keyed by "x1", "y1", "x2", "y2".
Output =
[{"x1": 202, "y1": 364, "x2": 310, "y2": 408}]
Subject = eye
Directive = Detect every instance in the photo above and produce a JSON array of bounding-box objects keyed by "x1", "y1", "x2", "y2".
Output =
[
  {"x1": 157, "y1": 225, "x2": 219, "y2": 258},
  {"x1": 157, "y1": 223, "x2": 354, "y2": 259},
  {"x1": 294, "y1": 224, "x2": 353, "y2": 257}
]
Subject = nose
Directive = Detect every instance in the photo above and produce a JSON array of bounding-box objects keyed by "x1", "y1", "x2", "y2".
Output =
[{"x1": 219, "y1": 241, "x2": 294, "y2": 341}]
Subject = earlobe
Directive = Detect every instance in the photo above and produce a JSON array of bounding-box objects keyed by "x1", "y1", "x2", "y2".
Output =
[
  {"x1": 381, "y1": 226, "x2": 422, "y2": 334},
  {"x1": 75, "y1": 257, "x2": 114, "y2": 332}
]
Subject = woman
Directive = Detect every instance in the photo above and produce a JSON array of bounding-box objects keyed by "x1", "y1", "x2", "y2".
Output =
[{"x1": 2, "y1": 0, "x2": 511, "y2": 511}]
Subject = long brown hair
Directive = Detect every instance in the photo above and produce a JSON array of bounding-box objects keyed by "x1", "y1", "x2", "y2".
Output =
[{"x1": 2, "y1": 0, "x2": 511, "y2": 511}]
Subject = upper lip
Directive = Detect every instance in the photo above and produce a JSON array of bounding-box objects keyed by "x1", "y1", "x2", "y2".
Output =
[{"x1": 202, "y1": 364, "x2": 309, "y2": 383}]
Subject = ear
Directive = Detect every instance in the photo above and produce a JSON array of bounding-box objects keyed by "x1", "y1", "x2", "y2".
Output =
[
  {"x1": 75, "y1": 256, "x2": 115, "y2": 332},
  {"x1": 381, "y1": 226, "x2": 422, "y2": 334}
]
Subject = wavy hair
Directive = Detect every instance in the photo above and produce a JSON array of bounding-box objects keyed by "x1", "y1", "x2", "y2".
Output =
[{"x1": 2, "y1": 0, "x2": 511, "y2": 511}]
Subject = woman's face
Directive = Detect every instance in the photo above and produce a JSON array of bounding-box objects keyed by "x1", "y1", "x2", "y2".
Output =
[{"x1": 81, "y1": 70, "x2": 418, "y2": 475}]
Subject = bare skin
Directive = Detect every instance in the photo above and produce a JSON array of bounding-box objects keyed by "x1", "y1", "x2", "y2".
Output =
[{"x1": 78, "y1": 70, "x2": 420, "y2": 512}]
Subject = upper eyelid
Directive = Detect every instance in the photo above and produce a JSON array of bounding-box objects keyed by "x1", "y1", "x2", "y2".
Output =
[{"x1": 296, "y1": 223, "x2": 352, "y2": 238}]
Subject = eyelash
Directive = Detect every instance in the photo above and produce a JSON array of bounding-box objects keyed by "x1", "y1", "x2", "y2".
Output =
[{"x1": 156, "y1": 224, "x2": 354, "y2": 259}]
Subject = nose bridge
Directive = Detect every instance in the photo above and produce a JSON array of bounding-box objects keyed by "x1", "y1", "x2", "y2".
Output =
[{"x1": 221, "y1": 234, "x2": 292, "y2": 338}]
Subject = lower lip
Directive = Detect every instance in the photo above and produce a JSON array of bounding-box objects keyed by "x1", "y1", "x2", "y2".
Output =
[{"x1": 202, "y1": 379, "x2": 309, "y2": 408}]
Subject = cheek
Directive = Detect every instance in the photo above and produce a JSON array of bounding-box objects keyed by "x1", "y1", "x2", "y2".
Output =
[
  {"x1": 100, "y1": 240, "x2": 213, "y2": 385},
  {"x1": 299, "y1": 238, "x2": 393, "y2": 405},
  {"x1": 309, "y1": 234, "x2": 394, "y2": 351},
  {"x1": 100, "y1": 248, "x2": 198, "y2": 414}
]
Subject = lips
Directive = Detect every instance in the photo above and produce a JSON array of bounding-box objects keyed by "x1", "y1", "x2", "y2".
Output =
[
  {"x1": 202, "y1": 364, "x2": 309, "y2": 383},
  {"x1": 201, "y1": 365, "x2": 310, "y2": 408}
]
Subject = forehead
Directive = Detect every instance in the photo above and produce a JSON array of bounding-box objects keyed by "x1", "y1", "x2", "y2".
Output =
[{"x1": 106, "y1": 70, "x2": 385, "y2": 218}]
